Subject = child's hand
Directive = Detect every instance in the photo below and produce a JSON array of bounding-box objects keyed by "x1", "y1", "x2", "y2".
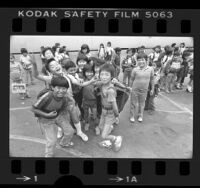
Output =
[
  {"x1": 150, "y1": 90, "x2": 154, "y2": 96},
  {"x1": 47, "y1": 111, "x2": 57, "y2": 118},
  {"x1": 115, "y1": 117, "x2": 119, "y2": 125}
]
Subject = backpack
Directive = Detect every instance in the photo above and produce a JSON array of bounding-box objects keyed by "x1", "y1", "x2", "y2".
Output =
[{"x1": 105, "y1": 85, "x2": 130, "y2": 113}]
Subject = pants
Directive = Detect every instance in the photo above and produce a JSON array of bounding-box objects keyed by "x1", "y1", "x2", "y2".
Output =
[
  {"x1": 38, "y1": 114, "x2": 75, "y2": 157},
  {"x1": 159, "y1": 73, "x2": 167, "y2": 89},
  {"x1": 176, "y1": 66, "x2": 188, "y2": 85},
  {"x1": 98, "y1": 108, "x2": 116, "y2": 139},
  {"x1": 24, "y1": 68, "x2": 34, "y2": 85},
  {"x1": 115, "y1": 67, "x2": 120, "y2": 79},
  {"x1": 166, "y1": 73, "x2": 176, "y2": 91},
  {"x1": 123, "y1": 70, "x2": 132, "y2": 86},
  {"x1": 82, "y1": 99, "x2": 97, "y2": 124},
  {"x1": 130, "y1": 89, "x2": 148, "y2": 118},
  {"x1": 145, "y1": 90, "x2": 155, "y2": 111},
  {"x1": 73, "y1": 89, "x2": 84, "y2": 119}
]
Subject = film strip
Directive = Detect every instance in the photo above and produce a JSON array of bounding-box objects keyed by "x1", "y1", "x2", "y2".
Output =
[{"x1": 0, "y1": 8, "x2": 199, "y2": 186}]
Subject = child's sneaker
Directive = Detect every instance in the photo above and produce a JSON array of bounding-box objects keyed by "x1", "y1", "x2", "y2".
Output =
[
  {"x1": 84, "y1": 123, "x2": 90, "y2": 131},
  {"x1": 99, "y1": 140, "x2": 112, "y2": 149},
  {"x1": 130, "y1": 116, "x2": 135, "y2": 123},
  {"x1": 138, "y1": 117, "x2": 143, "y2": 122},
  {"x1": 113, "y1": 136, "x2": 123, "y2": 152},
  {"x1": 77, "y1": 132, "x2": 88, "y2": 141},
  {"x1": 95, "y1": 126, "x2": 101, "y2": 135},
  {"x1": 60, "y1": 141, "x2": 74, "y2": 148}
]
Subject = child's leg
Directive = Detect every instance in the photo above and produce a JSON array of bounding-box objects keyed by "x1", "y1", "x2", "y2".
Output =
[
  {"x1": 56, "y1": 115, "x2": 75, "y2": 146},
  {"x1": 130, "y1": 90, "x2": 138, "y2": 119},
  {"x1": 38, "y1": 118, "x2": 57, "y2": 157},
  {"x1": 127, "y1": 71, "x2": 132, "y2": 86},
  {"x1": 144, "y1": 91, "x2": 150, "y2": 110},
  {"x1": 138, "y1": 91, "x2": 147, "y2": 119},
  {"x1": 24, "y1": 69, "x2": 29, "y2": 85},
  {"x1": 165, "y1": 74, "x2": 170, "y2": 92},
  {"x1": 82, "y1": 101, "x2": 90, "y2": 124},
  {"x1": 29, "y1": 69, "x2": 34, "y2": 84},
  {"x1": 123, "y1": 71, "x2": 128, "y2": 85}
]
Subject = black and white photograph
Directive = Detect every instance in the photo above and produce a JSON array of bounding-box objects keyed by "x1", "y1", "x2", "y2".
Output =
[{"x1": 9, "y1": 36, "x2": 193, "y2": 158}]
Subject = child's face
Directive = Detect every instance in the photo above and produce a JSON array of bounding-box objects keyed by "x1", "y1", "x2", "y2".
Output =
[
  {"x1": 127, "y1": 51, "x2": 133, "y2": 57},
  {"x1": 85, "y1": 71, "x2": 94, "y2": 80},
  {"x1": 137, "y1": 58, "x2": 146, "y2": 68},
  {"x1": 10, "y1": 56, "x2": 14, "y2": 63},
  {"x1": 100, "y1": 70, "x2": 112, "y2": 84},
  {"x1": 67, "y1": 67, "x2": 77, "y2": 76},
  {"x1": 49, "y1": 60, "x2": 62, "y2": 75},
  {"x1": 22, "y1": 52, "x2": 28, "y2": 57},
  {"x1": 116, "y1": 51, "x2": 121, "y2": 56},
  {"x1": 155, "y1": 48, "x2": 160, "y2": 53},
  {"x1": 56, "y1": 47, "x2": 60, "y2": 53},
  {"x1": 53, "y1": 86, "x2": 68, "y2": 98},
  {"x1": 107, "y1": 43, "x2": 111, "y2": 47},
  {"x1": 77, "y1": 60, "x2": 87, "y2": 70},
  {"x1": 45, "y1": 50, "x2": 54, "y2": 60},
  {"x1": 82, "y1": 48, "x2": 88, "y2": 54}
]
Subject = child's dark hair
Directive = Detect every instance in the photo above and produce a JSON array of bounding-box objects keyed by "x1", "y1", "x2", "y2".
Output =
[
  {"x1": 100, "y1": 43, "x2": 104, "y2": 48},
  {"x1": 76, "y1": 56, "x2": 89, "y2": 65},
  {"x1": 51, "y1": 76, "x2": 69, "y2": 89},
  {"x1": 115, "y1": 47, "x2": 121, "y2": 53},
  {"x1": 42, "y1": 47, "x2": 55, "y2": 57},
  {"x1": 182, "y1": 50, "x2": 191, "y2": 59},
  {"x1": 107, "y1": 41, "x2": 111, "y2": 46},
  {"x1": 21, "y1": 48, "x2": 28, "y2": 54},
  {"x1": 82, "y1": 64, "x2": 95, "y2": 78},
  {"x1": 99, "y1": 63, "x2": 115, "y2": 78},
  {"x1": 81, "y1": 44, "x2": 90, "y2": 53},
  {"x1": 171, "y1": 43, "x2": 176, "y2": 48},
  {"x1": 137, "y1": 53, "x2": 148, "y2": 61},
  {"x1": 59, "y1": 47, "x2": 66, "y2": 54},
  {"x1": 63, "y1": 60, "x2": 76, "y2": 71},
  {"x1": 45, "y1": 58, "x2": 56, "y2": 72}
]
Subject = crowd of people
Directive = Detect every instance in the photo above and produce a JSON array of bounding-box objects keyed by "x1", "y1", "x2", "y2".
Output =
[{"x1": 10, "y1": 41, "x2": 194, "y2": 157}]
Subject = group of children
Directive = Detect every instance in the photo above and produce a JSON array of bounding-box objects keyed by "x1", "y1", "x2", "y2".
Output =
[{"x1": 10, "y1": 41, "x2": 193, "y2": 157}]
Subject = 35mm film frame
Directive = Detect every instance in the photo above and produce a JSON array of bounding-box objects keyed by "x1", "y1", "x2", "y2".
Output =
[{"x1": 1, "y1": 8, "x2": 200, "y2": 186}]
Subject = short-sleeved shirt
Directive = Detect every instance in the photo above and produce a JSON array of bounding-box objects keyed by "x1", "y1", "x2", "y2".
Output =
[
  {"x1": 131, "y1": 66, "x2": 154, "y2": 92},
  {"x1": 20, "y1": 55, "x2": 32, "y2": 69},
  {"x1": 101, "y1": 85, "x2": 116, "y2": 109},
  {"x1": 33, "y1": 91, "x2": 74, "y2": 119},
  {"x1": 82, "y1": 83, "x2": 96, "y2": 101}
]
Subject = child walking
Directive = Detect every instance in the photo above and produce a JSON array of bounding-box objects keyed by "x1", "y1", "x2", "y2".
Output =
[
  {"x1": 98, "y1": 43, "x2": 106, "y2": 60},
  {"x1": 129, "y1": 53, "x2": 154, "y2": 123},
  {"x1": 122, "y1": 48, "x2": 136, "y2": 86},
  {"x1": 19, "y1": 48, "x2": 35, "y2": 86}
]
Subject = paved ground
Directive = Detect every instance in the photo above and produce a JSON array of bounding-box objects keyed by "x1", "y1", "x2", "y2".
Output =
[{"x1": 9, "y1": 67, "x2": 193, "y2": 158}]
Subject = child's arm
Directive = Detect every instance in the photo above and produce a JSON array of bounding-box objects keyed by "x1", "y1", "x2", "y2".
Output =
[
  {"x1": 31, "y1": 60, "x2": 52, "y2": 83},
  {"x1": 149, "y1": 68, "x2": 155, "y2": 95},
  {"x1": 129, "y1": 69, "x2": 136, "y2": 87},
  {"x1": 31, "y1": 107, "x2": 57, "y2": 118},
  {"x1": 68, "y1": 74, "x2": 97, "y2": 87}
]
